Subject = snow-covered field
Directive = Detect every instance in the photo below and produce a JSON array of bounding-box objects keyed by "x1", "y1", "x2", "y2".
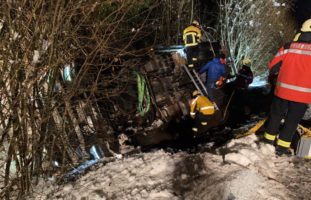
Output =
[{"x1": 29, "y1": 134, "x2": 311, "y2": 200}]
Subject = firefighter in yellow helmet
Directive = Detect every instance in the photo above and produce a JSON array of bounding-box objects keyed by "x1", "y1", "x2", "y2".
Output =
[
  {"x1": 190, "y1": 90, "x2": 215, "y2": 134},
  {"x1": 293, "y1": 18, "x2": 311, "y2": 41},
  {"x1": 235, "y1": 58, "x2": 253, "y2": 89},
  {"x1": 183, "y1": 20, "x2": 202, "y2": 68}
]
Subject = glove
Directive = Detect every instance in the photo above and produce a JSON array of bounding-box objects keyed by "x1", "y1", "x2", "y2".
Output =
[{"x1": 215, "y1": 76, "x2": 225, "y2": 88}]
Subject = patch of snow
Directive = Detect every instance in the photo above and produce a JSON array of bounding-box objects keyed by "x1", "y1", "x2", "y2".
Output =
[
  {"x1": 249, "y1": 75, "x2": 268, "y2": 88},
  {"x1": 249, "y1": 20, "x2": 254, "y2": 27},
  {"x1": 223, "y1": 170, "x2": 265, "y2": 199},
  {"x1": 114, "y1": 154, "x2": 123, "y2": 159},
  {"x1": 225, "y1": 153, "x2": 252, "y2": 166},
  {"x1": 63, "y1": 184, "x2": 73, "y2": 192},
  {"x1": 152, "y1": 119, "x2": 164, "y2": 127},
  {"x1": 240, "y1": 149, "x2": 260, "y2": 162},
  {"x1": 145, "y1": 119, "x2": 164, "y2": 131},
  {"x1": 10, "y1": 29, "x2": 20, "y2": 40},
  {"x1": 273, "y1": 2, "x2": 280, "y2": 7},
  {"x1": 32, "y1": 50, "x2": 40, "y2": 64},
  {"x1": 42, "y1": 39, "x2": 51, "y2": 51},
  {"x1": 149, "y1": 190, "x2": 175, "y2": 199},
  {"x1": 29, "y1": 131, "x2": 310, "y2": 200},
  {"x1": 0, "y1": 19, "x2": 3, "y2": 32},
  {"x1": 260, "y1": 143, "x2": 275, "y2": 155}
]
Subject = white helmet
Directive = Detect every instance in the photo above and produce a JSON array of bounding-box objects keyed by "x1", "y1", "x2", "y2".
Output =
[
  {"x1": 192, "y1": 20, "x2": 199, "y2": 27},
  {"x1": 301, "y1": 19, "x2": 311, "y2": 32}
]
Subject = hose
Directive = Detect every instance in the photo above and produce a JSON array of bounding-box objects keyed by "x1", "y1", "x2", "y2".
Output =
[{"x1": 134, "y1": 71, "x2": 151, "y2": 117}]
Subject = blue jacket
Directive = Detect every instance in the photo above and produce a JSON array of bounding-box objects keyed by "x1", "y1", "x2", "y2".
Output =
[{"x1": 199, "y1": 58, "x2": 225, "y2": 82}]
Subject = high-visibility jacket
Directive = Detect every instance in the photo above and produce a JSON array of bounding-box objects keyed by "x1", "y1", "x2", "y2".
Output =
[
  {"x1": 268, "y1": 42, "x2": 311, "y2": 103},
  {"x1": 190, "y1": 95, "x2": 215, "y2": 117},
  {"x1": 183, "y1": 25, "x2": 202, "y2": 47}
]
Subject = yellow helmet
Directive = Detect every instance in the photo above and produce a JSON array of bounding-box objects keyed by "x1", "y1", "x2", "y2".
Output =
[
  {"x1": 301, "y1": 19, "x2": 311, "y2": 32},
  {"x1": 192, "y1": 20, "x2": 199, "y2": 27},
  {"x1": 192, "y1": 90, "x2": 200, "y2": 97},
  {"x1": 242, "y1": 58, "x2": 252, "y2": 66}
]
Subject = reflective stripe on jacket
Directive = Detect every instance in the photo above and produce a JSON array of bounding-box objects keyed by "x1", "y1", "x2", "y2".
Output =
[
  {"x1": 268, "y1": 42, "x2": 311, "y2": 103},
  {"x1": 190, "y1": 95, "x2": 215, "y2": 116},
  {"x1": 183, "y1": 25, "x2": 202, "y2": 47}
]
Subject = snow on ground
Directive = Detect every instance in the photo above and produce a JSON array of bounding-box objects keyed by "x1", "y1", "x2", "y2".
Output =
[{"x1": 29, "y1": 134, "x2": 311, "y2": 200}]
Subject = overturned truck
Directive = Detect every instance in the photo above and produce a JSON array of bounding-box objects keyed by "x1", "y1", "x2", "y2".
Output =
[
  {"x1": 54, "y1": 42, "x2": 247, "y2": 162},
  {"x1": 74, "y1": 42, "x2": 238, "y2": 154}
]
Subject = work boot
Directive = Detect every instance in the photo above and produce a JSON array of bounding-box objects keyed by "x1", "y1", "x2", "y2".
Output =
[
  {"x1": 275, "y1": 146, "x2": 292, "y2": 157},
  {"x1": 262, "y1": 138, "x2": 274, "y2": 146}
]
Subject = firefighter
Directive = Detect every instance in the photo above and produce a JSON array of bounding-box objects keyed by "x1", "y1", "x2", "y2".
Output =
[
  {"x1": 235, "y1": 58, "x2": 253, "y2": 89},
  {"x1": 199, "y1": 53, "x2": 226, "y2": 102},
  {"x1": 183, "y1": 20, "x2": 202, "y2": 68},
  {"x1": 190, "y1": 90, "x2": 215, "y2": 134},
  {"x1": 263, "y1": 19, "x2": 311, "y2": 156},
  {"x1": 234, "y1": 58, "x2": 254, "y2": 118}
]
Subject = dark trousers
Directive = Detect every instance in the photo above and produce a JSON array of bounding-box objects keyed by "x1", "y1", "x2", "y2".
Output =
[
  {"x1": 205, "y1": 80, "x2": 216, "y2": 102},
  {"x1": 193, "y1": 112, "x2": 211, "y2": 134},
  {"x1": 185, "y1": 45, "x2": 199, "y2": 68},
  {"x1": 266, "y1": 96, "x2": 308, "y2": 143}
]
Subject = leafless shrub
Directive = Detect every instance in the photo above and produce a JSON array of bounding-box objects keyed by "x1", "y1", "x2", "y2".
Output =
[
  {"x1": 218, "y1": 0, "x2": 296, "y2": 74},
  {"x1": 0, "y1": 0, "x2": 173, "y2": 198}
]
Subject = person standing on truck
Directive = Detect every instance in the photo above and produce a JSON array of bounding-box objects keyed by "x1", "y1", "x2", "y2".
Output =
[
  {"x1": 199, "y1": 53, "x2": 226, "y2": 102},
  {"x1": 263, "y1": 19, "x2": 311, "y2": 156},
  {"x1": 190, "y1": 90, "x2": 215, "y2": 135},
  {"x1": 183, "y1": 20, "x2": 202, "y2": 68},
  {"x1": 235, "y1": 58, "x2": 253, "y2": 89},
  {"x1": 233, "y1": 58, "x2": 254, "y2": 118}
]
